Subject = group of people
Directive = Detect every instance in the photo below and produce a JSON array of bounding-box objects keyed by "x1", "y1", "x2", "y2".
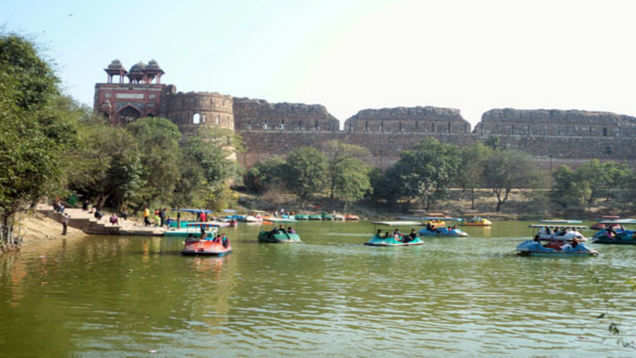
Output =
[
  {"x1": 424, "y1": 222, "x2": 456, "y2": 233},
  {"x1": 144, "y1": 207, "x2": 167, "y2": 227},
  {"x1": 269, "y1": 225, "x2": 296, "y2": 235},
  {"x1": 376, "y1": 228, "x2": 418, "y2": 242}
]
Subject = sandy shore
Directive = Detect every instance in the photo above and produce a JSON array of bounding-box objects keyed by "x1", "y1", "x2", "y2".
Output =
[{"x1": 8, "y1": 212, "x2": 88, "y2": 252}]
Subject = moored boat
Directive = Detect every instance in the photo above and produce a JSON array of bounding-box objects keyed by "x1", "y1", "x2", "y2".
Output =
[
  {"x1": 365, "y1": 221, "x2": 424, "y2": 246},
  {"x1": 258, "y1": 230, "x2": 302, "y2": 243},
  {"x1": 181, "y1": 236, "x2": 232, "y2": 256},
  {"x1": 308, "y1": 214, "x2": 323, "y2": 221},
  {"x1": 294, "y1": 214, "x2": 309, "y2": 220},
  {"x1": 344, "y1": 214, "x2": 360, "y2": 221},
  {"x1": 461, "y1": 216, "x2": 492, "y2": 227},
  {"x1": 593, "y1": 219, "x2": 636, "y2": 244},
  {"x1": 165, "y1": 224, "x2": 218, "y2": 238}
]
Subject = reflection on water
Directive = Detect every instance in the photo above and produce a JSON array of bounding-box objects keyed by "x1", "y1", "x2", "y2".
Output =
[{"x1": 0, "y1": 221, "x2": 635, "y2": 357}]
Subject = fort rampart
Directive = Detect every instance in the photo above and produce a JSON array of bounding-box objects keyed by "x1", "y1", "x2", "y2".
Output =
[{"x1": 93, "y1": 60, "x2": 636, "y2": 169}]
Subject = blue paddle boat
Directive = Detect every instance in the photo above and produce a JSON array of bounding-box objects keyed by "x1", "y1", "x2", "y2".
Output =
[
  {"x1": 517, "y1": 220, "x2": 598, "y2": 256},
  {"x1": 593, "y1": 219, "x2": 636, "y2": 245},
  {"x1": 418, "y1": 217, "x2": 468, "y2": 237},
  {"x1": 365, "y1": 221, "x2": 424, "y2": 246}
]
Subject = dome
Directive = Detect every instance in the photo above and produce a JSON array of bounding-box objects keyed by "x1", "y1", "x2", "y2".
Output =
[
  {"x1": 145, "y1": 59, "x2": 164, "y2": 74},
  {"x1": 128, "y1": 61, "x2": 146, "y2": 74},
  {"x1": 105, "y1": 59, "x2": 126, "y2": 72}
]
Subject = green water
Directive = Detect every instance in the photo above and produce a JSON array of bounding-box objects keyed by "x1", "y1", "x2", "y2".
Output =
[{"x1": 1, "y1": 221, "x2": 635, "y2": 357}]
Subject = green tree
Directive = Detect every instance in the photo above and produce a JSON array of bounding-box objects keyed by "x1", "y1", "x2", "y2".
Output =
[
  {"x1": 284, "y1": 147, "x2": 328, "y2": 203},
  {"x1": 391, "y1": 138, "x2": 461, "y2": 210},
  {"x1": 332, "y1": 157, "x2": 371, "y2": 210},
  {"x1": 550, "y1": 165, "x2": 591, "y2": 210},
  {"x1": 483, "y1": 150, "x2": 538, "y2": 211},
  {"x1": 69, "y1": 117, "x2": 142, "y2": 210},
  {"x1": 174, "y1": 128, "x2": 238, "y2": 210},
  {"x1": 0, "y1": 34, "x2": 77, "y2": 227},
  {"x1": 458, "y1": 142, "x2": 493, "y2": 209},
  {"x1": 368, "y1": 167, "x2": 401, "y2": 205},
  {"x1": 126, "y1": 117, "x2": 181, "y2": 211},
  {"x1": 321, "y1": 140, "x2": 370, "y2": 200},
  {"x1": 244, "y1": 156, "x2": 286, "y2": 194}
]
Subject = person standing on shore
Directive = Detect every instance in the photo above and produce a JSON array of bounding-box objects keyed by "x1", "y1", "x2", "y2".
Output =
[
  {"x1": 143, "y1": 207, "x2": 150, "y2": 226},
  {"x1": 62, "y1": 214, "x2": 69, "y2": 235},
  {"x1": 159, "y1": 208, "x2": 166, "y2": 227}
]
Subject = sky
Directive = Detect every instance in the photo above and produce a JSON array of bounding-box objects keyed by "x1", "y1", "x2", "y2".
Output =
[{"x1": 3, "y1": 0, "x2": 636, "y2": 128}]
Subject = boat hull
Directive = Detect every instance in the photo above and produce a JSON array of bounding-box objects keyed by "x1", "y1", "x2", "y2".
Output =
[
  {"x1": 258, "y1": 231, "x2": 302, "y2": 243},
  {"x1": 516, "y1": 240, "x2": 598, "y2": 256},
  {"x1": 364, "y1": 235, "x2": 424, "y2": 246},
  {"x1": 181, "y1": 240, "x2": 232, "y2": 256},
  {"x1": 418, "y1": 228, "x2": 468, "y2": 237}
]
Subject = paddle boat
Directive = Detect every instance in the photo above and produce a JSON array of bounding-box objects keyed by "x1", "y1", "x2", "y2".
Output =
[
  {"x1": 418, "y1": 217, "x2": 468, "y2": 237},
  {"x1": 294, "y1": 214, "x2": 309, "y2": 221},
  {"x1": 517, "y1": 220, "x2": 598, "y2": 256},
  {"x1": 181, "y1": 234, "x2": 232, "y2": 256},
  {"x1": 321, "y1": 212, "x2": 334, "y2": 221},
  {"x1": 365, "y1": 221, "x2": 424, "y2": 246},
  {"x1": 530, "y1": 220, "x2": 589, "y2": 242},
  {"x1": 344, "y1": 214, "x2": 360, "y2": 221},
  {"x1": 164, "y1": 223, "x2": 219, "y2": 238},
  {"x1": 461, "y1": 216, "x2": 492, "y2": 227},
  {"x1": 590, "y1": 216, "x2": 621, "y2": 230},
  {"x1": 333, "y1": 214, "x2": 345, "y2": 221},
  {"x1": 308, "y1": 214, "x2": 323, "y2": 221},
  {"x1": 593, "y1": 219, "x2": 636, "y2": 245},
  {"x1": 258, "y1": 228, "x2": 302, "y2": 243}
]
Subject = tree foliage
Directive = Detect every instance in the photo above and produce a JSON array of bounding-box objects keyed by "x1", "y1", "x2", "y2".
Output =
[
  {"x1": 483, "y1": 149, "x2": 538, "y2": 211},
  {"x1": 283, "y1": 147, "x2": 328, "y2": 202},
  {"x1": 0, "y1": 34, "x2": 77, "y2": 225},
  {"x1": 244, "y1": 156, "x2": 287, "y2": 194},
  {"x1": 390, "y1": 138, "x2": 462, "y2": 210}
]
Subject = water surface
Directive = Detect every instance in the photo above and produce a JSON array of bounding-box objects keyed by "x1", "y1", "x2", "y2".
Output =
[{"x1": 1, "y1": 221, "x2": 635, "y2": 357}]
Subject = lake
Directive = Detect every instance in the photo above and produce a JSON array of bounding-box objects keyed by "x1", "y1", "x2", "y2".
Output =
[{"x1": 1, "y1": 221, "x2": 635, "y2": 357}]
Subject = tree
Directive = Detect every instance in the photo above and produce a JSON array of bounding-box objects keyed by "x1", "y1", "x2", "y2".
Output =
[
  {"x1": 126, "y1": 117, "x2": 181, "y2": 211},
  {"x1": 457, "y1": 142, "x2": 493, "y2": 209},
  {"x1": 483, "y1": 150, "x2": 538, "y2": 211},
  {"x1": 283, "y1": 147, "x2": 328, "y2": 203},
  {"x1": 0, "y1": 34, "x2": 77, "y2": 227},
  {"x1": 174, "y1": 127, "x2": 238, "y2": 209},
  {"x1": 244, "y1": 156, "x2": 286, "y2": 194},
  {"x1": 390, "y1": 138, "x2": 461, "y2": 210},
  {"x1": 69, "y1": 117, "x2": 142, "y2": 210},
  {"x1": 332, "y1": 157, "x2": 371, "y2": 210},
  {"x1": 550, "y1": 165, "x2": 591, "y2": 210},
  {"x1": 321, "y1": 140, "x2": 370, "y2": 200}
]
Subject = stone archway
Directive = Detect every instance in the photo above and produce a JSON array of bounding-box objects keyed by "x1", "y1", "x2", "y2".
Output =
[{"x1": 118, "y1": 106, "x2": 141, "y2": 124}]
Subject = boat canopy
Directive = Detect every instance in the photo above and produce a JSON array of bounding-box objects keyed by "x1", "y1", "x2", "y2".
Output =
[
  {"x1": 597, "y1": 219, "x2": 636, "y2": 225},
  {"x1": 529, "y1": 224, "x2": 588, "y2": 229},
  {"x1": 540, "y1": 219, "x2": 583, "y2": 224},
  {"x1": 175, "y1": 208, "x2": 214, "y2": 214},
  {"x1": 419, "y1": 216, "x2": 463, "y2": 221},
  {"x1": 372, "y1": 221, "x2": 422, "y2": 226},
  {"x1": 223, "y1": 209, "x2": 237, "y2": 213}
]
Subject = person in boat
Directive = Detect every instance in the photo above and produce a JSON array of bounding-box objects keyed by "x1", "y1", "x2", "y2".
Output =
[
  {"x1": 376, "y1": 229, "x2": 382, "y2": 238},
  {"x1": 534, "y1": 233, "x2": 540, "y2": 242},
  {"x1": 545, "y1": 226, "x2": 552, "y2": 235},
  {"x1": 278, "y1": 225, "x2": 287, "y2": 234},
  {"x1": 109, "y1": 213, "x2": 118, "y2": 225},
  {"x1": 393, "y1": 228, "x2": 400, "y2": 239},
  {"x1": 287, "y1": 227, "x2": 295, "y2": 234},
  {"x1": 406, "y1": 229, "x2": 417, "y2": 242},
  {"x1": 426, "y1": 222, "x2": 432, "y2": 231},
  {"x1": 200, "y1": 227, "x2": 206, "y2": 240},
  {"x1": 222, "y1": 235, "x2": 229, "y2": 248},
  {"x1": 383, "y1": 231, "x2": 390, "y2": 239}
]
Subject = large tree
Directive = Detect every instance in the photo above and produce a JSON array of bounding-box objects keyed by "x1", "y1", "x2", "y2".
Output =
[
  {"x1": 457, "y1": 142, "x2": 493, "y2": 209},
  {"x1": 69, "y1": 117, "x2": 142, "y2": 210},
  {"x1": 0, "y1": 34, "x2": 77, "y2": 226},
  {"x1": 391, "y1": 138, "x2": 462, "y2": 210},
  {"x1": 126, "y1": 117, "x2": 181, "y2": 211},
  {"x1": 483, "y1": 149, "x2": 538, "y2": 211},
  {"x1": 321, "y1": 140, "x2": 370, "y2": 200},
  {"x1": 283, "y1": 147, "x2": 328, "y2": 203}
]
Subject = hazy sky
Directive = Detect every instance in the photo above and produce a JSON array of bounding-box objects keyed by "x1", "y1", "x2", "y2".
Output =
[{"x1": 3, "y1": 0, "x2": 636, "y2": 127}]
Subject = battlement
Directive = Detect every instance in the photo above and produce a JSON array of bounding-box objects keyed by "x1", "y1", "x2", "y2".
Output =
[
  {"x1": 344, "y1": 106, "x2": 471, "y2": 134},
  {"x1": 233, "y1": 97, "x2": 339, "y2": 131}
]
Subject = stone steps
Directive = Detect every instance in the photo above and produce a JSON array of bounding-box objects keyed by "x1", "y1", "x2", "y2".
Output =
[{"x1": 37, "y1": 205, "x2": 164, "y2": 237}]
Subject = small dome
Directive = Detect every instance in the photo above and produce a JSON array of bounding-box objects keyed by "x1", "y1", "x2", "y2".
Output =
[
  {"x1": 129, "y1": 61, "x2": 146, "y2": 73},
  {"x1": 146, "y1": 59, "x2": 162, "y2": 70},
  {"x1": 106, "y1": 59, "x2": 126, "y2": 71}
]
